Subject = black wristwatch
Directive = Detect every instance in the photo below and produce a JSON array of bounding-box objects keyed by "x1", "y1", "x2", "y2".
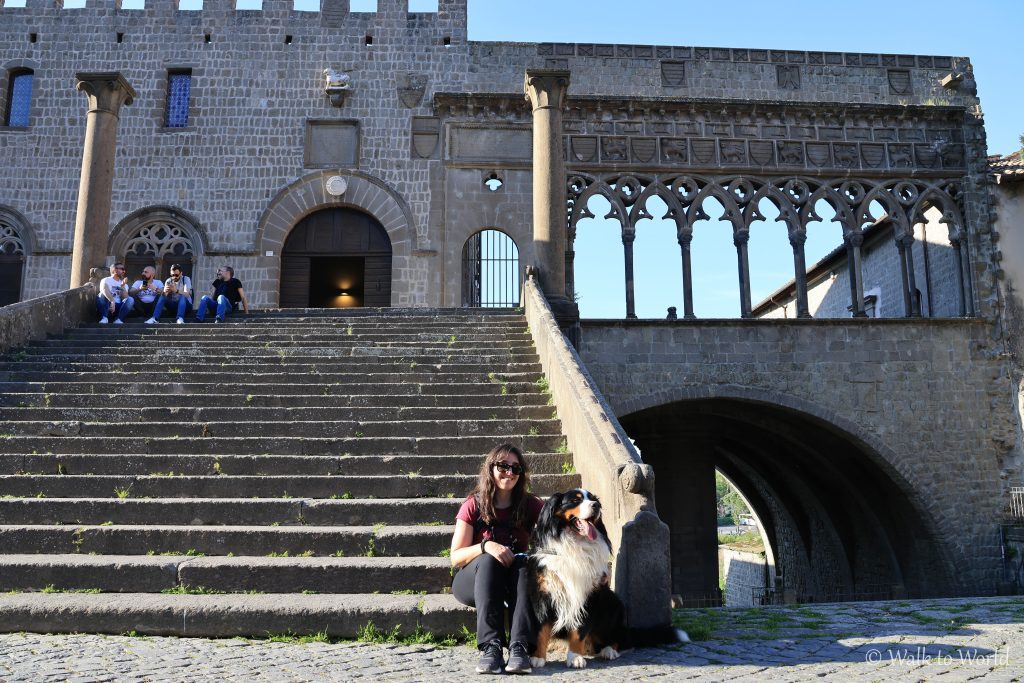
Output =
[{"x1": 480, "y1": 539, "x2": 488, "y2": 555}]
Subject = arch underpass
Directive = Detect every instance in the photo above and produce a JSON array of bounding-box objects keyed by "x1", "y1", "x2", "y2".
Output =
[
  {"x1": 622, "y1": 396, "x2": 954, "y2": 605},
  {"x1": 576, "y1": 318, "x2": 1011, "y2": 602}
]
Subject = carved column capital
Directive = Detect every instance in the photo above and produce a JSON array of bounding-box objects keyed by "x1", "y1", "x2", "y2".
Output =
[
  {"x1": 75, "y1": 72, "x2": 136, "y2": 117},
  {"x1": 524, "y1": 69, "x2": 570, "y2": 111}
]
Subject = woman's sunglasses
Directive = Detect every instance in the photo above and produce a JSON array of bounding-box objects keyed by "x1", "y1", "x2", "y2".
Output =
[{"x1": 494, "y1": 461, "x2": 524, "y2": 476}]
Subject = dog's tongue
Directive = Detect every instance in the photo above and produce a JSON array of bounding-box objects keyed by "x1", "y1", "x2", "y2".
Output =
[{"x1": 574, "y1": 517, "x2": 597, "y2": 541}]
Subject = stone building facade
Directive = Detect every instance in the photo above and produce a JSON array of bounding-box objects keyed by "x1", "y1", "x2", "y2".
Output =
[{"x1": 0, "y1": 0, "x2": 998, "y2": 321}]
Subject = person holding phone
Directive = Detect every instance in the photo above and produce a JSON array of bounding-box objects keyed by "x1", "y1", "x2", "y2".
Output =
[
  {"x1": 130, "y1": 266, "x2": 165, "y2": 324},
  {"x1": 150, "y1": 263, "x2": 193, "y2": 324}
]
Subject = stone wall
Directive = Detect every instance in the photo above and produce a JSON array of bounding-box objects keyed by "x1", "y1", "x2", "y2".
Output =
[
  {"x1": 577, "y1": 318, "x2": 1016, "y2": 594},
  {"x1": 720, "y1": 546, "x2": 773, "y2": 607},
  {"x1": 0, "y1": 1, "x2": 994, "y2": 309},
  {"x1": 0, "y1": 282, "x2": 96, "y2": 355}
]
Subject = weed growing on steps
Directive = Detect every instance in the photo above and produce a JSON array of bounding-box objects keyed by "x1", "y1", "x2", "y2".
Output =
[
  {"x1": 555, "y1": 438, "x2": 569, "y2": 454},
  {"x1": 71, "y1": 528, "x2": 85, "y2": 553},
  {"x1": 245, "y1": 394, "x2": 255, "y2": 404},
  {"x1": 534, "y1": 376, "x2": 550, "y2": 394},
  {"x1": 11, "y1": 351, "x2": 28, "y2": 362},
  {"x1": 43, "y1": 393, "x2": 52, "y2": 407},
  {"x1": 161, "y1": 585, "x2": 226, "y2": 595},
  {"x1": 528, "y1": 426, "x2": 539, "y2": 436},
  {"x1": 168, "y1": 367, "x2": 182, "y2": 374},
  {"x1": 114, "y1": 486, "x2": 131, "y2": 499},
  {"x1": 407, "y1": 469, "x2": 422, "y2": 477},
  {"x1": 438, "y1": 548, "x2": 451, "y2": 558},
  {"x1": 346, "y1": 325, "x2": 353, "y2": 336},
  {"x1": 40, "y1": 585, "x2": 101, "y2": 594},
  {"x1": 561, "y1": 461, "x2": 576, "y2": 474},
  {"x1": 447, "y1": 335, "x2": 457, "y2": 347},
  {"x1": 330, "y1": 549, "x2": 345, "y2": 557},
  {"x1": 212, "y1": 459, "x2": 222, "y2": 476}
]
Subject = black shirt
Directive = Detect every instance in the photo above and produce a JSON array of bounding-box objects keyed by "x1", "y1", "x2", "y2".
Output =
[{"x1": 212, "y1": 277, "x2": 244, "y2": 305}]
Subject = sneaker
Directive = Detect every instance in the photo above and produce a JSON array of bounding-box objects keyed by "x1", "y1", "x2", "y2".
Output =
[
  {"x1": 475, "y1": 640, "x2": 504, "y2": 675},
  {"x1": 113, "y1": 319, "x2": 124, "y2": 325},
  {"x1": 505, "y1": 641, "x2": 532, "y2": 675},
  {"x1": 144, "y1": 317, "x2": 158, "y2": 324},
  {"x1": 176, "y1": 318, "x2": 185, "y2": 325},
  {"x1": 214, "y1": 317, "x2": 223, "y2": 323},
  {"x1": 98, "y1": 317, "x2": 109, "y2": 324}
]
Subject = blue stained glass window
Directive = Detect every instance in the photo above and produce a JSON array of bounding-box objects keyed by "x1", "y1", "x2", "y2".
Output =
[
  {"x1": 5, "y1": 71, "x2": 33, "y2": 128},
  {"x1": 165, "y1": 72, "x2": 191, "y2": 128}
]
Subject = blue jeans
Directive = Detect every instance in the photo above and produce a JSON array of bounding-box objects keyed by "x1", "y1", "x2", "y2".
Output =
[
  {"x1": 152, "y1": 295, "x2": 192, "y2": 320},
  {"x1": 96, "y1": 295, "x2": 134, "y2": 321},
  {"x1": 195, "y1": 294, "x2": 232, "y2": 321}
]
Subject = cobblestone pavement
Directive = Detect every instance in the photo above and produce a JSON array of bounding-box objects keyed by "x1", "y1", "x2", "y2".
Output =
[{"x1": 1, "y1": 597, "x2": 1023, "y2": 682}]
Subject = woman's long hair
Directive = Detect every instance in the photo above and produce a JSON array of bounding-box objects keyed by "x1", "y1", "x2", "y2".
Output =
[{"x1": 471, "y1": 443, "x2": 531, "y2": 527}]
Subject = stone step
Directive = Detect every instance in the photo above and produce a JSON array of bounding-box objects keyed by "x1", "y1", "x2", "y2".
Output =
[
  {"x1": 0, "y1": 391, "x2": 550, "y2": 409},
  {"x1": 4, "y1": 352, "x2": 540, "y2": 368},
  {"x1": 1, "y1": 452, "x2": 570, "y2": 477},
  {"x1": 0, "y1": 554, "x2": 456, "y2": 594},
  {"x1": 0, "y1": 433, "x2": 566, "y2": 455},
  {"x1": 0, "y1": 371, "x2": 542, "y2": 386},
  {"x1": 0, "y1": 497, "x2": 466, "y2": 526},
  {"x1": 52, "y1": 329, "x2": 533, "y2": 342},
  {"x1": 0, "y1": 418, "x2": 562, "y2": 439},
  {"x1": 0, "y1": 472, "x2": 579, "y2": 499},
  {"x1": 0, "y1": 593, "x2": 474, "y2": 638},
  {"x1": 0, "y1": 362, "x2": 543, "y2": 377},
  {"x1": 0, "y1": 380, "x2": 542, "y2": 397},
  {"x1": 0, "y1": 524, "x2": 454, "y2": 558},
  {"x1": 0, "y1": 405, "x2": 557, "y2": 423}
]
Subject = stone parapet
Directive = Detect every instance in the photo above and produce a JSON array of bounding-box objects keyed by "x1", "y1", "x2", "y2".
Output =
[
  {"x1": 522, "y1": 276, "x2": 671, "y2": 628},
  {"x1": 0, "y1": 283, "x2": 96, "y2": 355}
]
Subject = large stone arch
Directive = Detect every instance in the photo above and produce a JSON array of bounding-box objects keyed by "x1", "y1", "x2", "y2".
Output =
[
  {"x1": 255, "y1": 170, "x2": 415, "y2": 308},
  {"x1": 616, "y1": 384, "x2": 964, "y2": 604}
]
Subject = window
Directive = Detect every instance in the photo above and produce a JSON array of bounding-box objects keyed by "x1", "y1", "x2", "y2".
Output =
[
  {"x1": 5, "y1": 69, "x2": 33, "y2": 128},
  {"x1": 164, "y1": 70, "x2": 192, "y2": 128}
]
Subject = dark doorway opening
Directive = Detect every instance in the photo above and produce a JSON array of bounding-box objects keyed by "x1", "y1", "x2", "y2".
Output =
[
  {"x1": 309, "y1": 256, "x2": 364, "y2": 308},
  {"x1": 280, "y1": 208, "x2": 392, "y2": 308},
  {"x1": 0, "y1": 255, "x2": 23, "y2": 306}
]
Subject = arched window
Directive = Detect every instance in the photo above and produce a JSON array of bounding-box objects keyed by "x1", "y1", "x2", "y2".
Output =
[
  {"x1": 461, "y1": 229, "x2": 520, "y2": 308},
  {"x1": 5, "y1": 69, "x2": 33, "y2": 128},
  {"x1": 111, "y1": 209, "x2": 204, "y2": 285},
  {"x1": 0, "y1": 215, "x2": 27, "y2": 306}
]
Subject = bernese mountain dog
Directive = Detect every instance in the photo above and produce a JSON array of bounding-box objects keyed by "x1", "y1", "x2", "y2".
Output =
[{"x1": 527, "y1": 488, "x2": 688, "y2": 669}]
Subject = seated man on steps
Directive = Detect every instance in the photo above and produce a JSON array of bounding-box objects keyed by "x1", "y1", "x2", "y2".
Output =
[
  {"x1": 195, "y1": 266, "x2": 249, "y2": 323},
  {"x1": 150, "y1": 263, "x2": 193, "y2": 324},
  {"x1": 129, "y1": 266, "x2": 165, "y2": 324},
  {"x1": 97, "y1": 262, "x2": 134, "y2": 325}
]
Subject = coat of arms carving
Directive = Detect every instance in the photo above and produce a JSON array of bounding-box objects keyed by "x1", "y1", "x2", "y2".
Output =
[{"x1": 397, "y1": 73, "x2": 428, "y2": 108}]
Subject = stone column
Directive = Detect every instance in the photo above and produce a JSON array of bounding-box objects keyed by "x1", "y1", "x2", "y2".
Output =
[
  {"x1": 524, "y1": 69, "x2": 577, "y2": 323},
  {"x1": 70, "y1": 73, "x2": 136, "y2": 288}
]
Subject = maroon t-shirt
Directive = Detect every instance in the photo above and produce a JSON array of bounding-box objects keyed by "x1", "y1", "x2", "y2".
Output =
[{"x1": 456, "y1": 494, "x2": 545, "y2": 553}]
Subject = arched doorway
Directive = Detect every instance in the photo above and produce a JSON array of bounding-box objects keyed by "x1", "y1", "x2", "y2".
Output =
[
  {"x1": 461, "y1": 229, "x2": 520, "y2": 307},
  {"x1": 280, "y1": 208, "x2": 392, "y2": 308}
]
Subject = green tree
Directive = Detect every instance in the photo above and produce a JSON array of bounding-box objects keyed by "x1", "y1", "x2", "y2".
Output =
[{"x1": 715, "y1": 471, "x2": 751, "y2": 525}]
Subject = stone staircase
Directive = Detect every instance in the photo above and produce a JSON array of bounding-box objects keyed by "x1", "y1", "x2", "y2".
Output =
[{"x1": 0, "y1": 309, "x2": 580, "y2": 638}]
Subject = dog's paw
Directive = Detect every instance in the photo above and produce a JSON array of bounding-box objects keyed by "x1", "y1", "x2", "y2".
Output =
[
  {"x1": 566, "y1": 651, "x2": 587, "y2": 669},
  {"x1": 530, "y1": 657, "x2": 546, "y2": 669},
  {"x1": 598, "y1": 646, "x2": 620, "y2": 660}
]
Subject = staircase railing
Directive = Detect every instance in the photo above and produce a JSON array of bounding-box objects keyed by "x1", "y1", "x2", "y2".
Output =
[
  {"x1": 0, "y1": 283, "x2": 97, "y2": 355},
  {"x1": 521, "y1": 275, "x2": 671, "y2": 628}
]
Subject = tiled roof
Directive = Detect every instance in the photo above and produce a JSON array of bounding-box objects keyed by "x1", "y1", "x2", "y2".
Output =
[{"x1": 991, "y1": 150, "x2": 1024, "y2": 180}]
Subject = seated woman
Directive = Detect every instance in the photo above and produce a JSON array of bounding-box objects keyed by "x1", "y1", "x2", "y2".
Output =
[{"x1": 450, "y1": 444, "x2": 544, "y2": 675}]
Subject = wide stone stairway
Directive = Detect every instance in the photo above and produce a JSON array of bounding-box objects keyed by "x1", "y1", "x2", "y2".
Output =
[{"x1": 0, "y1": 309, "x2": 579, "y2": 638}]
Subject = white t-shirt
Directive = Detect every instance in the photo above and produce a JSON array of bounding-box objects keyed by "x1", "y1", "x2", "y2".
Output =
[
  {"x1": 132, "y1": 278, "x2": 164, "y2": 304},
  {"x1": 163, "y1": 274, "x2": 192, "y2": 300},
  {"x1": 100, "y1": 276, "x2": 127, "y2": 304}
]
